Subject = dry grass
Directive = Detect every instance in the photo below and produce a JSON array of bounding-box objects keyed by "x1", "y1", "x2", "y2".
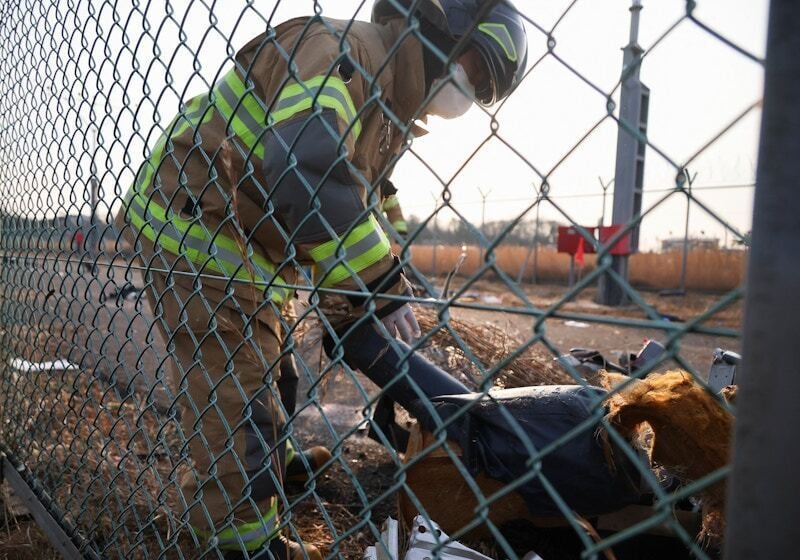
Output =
[
  {"x1": 410, "y1": 245, "x2": 746, "y2": 292},
  {"x1": 0, "y1": 368, "x2": 191, "y2": 559},
  {"x1": 414, "y1": 306, "x2": 576, "y2": 388},
  {"x1": 1, "y1": 307, "x2": 734, "y2": 557}
]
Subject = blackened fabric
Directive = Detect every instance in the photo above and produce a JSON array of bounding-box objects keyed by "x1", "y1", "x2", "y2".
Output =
[
  {"x1": 327, "y1": 321, "x2": 643, "y2": 517},
  {"x1": 429, "y1": 386, "x2": 643, "y2": 516}
]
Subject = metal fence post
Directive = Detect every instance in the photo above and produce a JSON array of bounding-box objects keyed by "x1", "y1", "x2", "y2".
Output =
[
  {"x1": 598, "y1": 0, "x2": 649, "y2": 306},
  {"x1": 724, "y1": 0, "x2": 800, "y2": 557}
]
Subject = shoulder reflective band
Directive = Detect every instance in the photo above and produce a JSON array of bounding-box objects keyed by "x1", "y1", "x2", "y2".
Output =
[
  {"x1": 213, "y1": 69, "x2": 270, "y2": 160},
  {"x1": 272, "y1": 74, "x2": 362, "y2": 140},
  {"x1": 308, "y1": 214, "x2": 391, "y2": 287},
  {"x1": 381, "y1": 194, "x2": 400, "y2": 211},
  {"x1": 193, "y1": 498, "x2": 278, "y2": 551},
  {"x1": 212, "y1": 70, "x2": 363, "y2": 160},
  {"x1": 478, "y1": 22, "x2": 518, "y2": 62}
]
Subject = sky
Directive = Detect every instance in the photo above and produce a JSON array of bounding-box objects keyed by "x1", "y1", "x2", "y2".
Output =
[{"x1": 7, "y1": 0, "x2": 769, "y2": 251}]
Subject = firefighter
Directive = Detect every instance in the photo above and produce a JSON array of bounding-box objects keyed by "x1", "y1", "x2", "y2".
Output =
[{"x1": 116, "y1": 0, "x2": 526, "y2": 557}]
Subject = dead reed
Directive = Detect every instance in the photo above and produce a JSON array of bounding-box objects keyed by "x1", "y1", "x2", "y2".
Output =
[{"x1": 410, "y1": 245, "x2": 746, "y2": 291}]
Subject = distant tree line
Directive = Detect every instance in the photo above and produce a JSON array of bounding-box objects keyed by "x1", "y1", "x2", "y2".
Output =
[{"x1": 405, "y1": 215, "x2": 560, "y2": 246}]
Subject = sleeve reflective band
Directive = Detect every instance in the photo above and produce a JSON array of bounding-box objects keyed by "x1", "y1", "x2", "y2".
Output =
[
  {"x1": 213, "y1": 69, "x2": 270, "y2": 160},
  {"x1": 392, "y1": 219, "x2": 408, "y2": 233},
  {"x1": 381, "y1": 194, "x2": 400, "y2": 211},
  {"x1": 308, "y1": 214, "x2": 391, "y2": 287},
  {"x1": 193, "y1": 498, "x2": 278, "y2": 551},
  {"x1": 272, "y1": 75, "x2": 362, "y2": 139}
]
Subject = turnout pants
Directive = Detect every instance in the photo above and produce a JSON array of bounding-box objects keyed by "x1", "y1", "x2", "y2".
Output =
[{"x1": 149, "y1": 271, "x2": 288, "y2": 548}]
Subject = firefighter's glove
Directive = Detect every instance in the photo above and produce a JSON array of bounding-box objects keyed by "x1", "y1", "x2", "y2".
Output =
[{"x1": 380, "y1": 303, "x2": 421, "y2": 345}]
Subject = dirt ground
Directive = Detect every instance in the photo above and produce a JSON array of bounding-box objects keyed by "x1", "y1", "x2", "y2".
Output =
[{"x1": 0, "y1": 254, "x2": 741, "y2": 559}]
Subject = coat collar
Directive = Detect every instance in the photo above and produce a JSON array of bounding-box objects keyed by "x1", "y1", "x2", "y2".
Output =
[{"x1": 376, "y1": 19, "x2": 428, "y2": 129}]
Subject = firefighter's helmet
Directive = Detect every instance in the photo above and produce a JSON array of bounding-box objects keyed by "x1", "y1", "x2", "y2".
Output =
[{"x1": 372, "y1": 0, "x2": 528, "y2": 105}]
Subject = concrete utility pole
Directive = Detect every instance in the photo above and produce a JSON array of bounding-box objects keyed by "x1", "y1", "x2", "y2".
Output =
[
  {"x1": 598, "y1": 176, "x2": 614, "y2": 227},
  {"x1": 431, "y1": 193, "x2": 439, "y2": 278},
  {"x1": 678, "y1": 170, "x2": 697, "y2": 294},
  {"x1": 478, "y1": 187, "x2": 492, "y2": 262},
  {"x1": 598, "y1": 0, "x2": 650, "y2": 306},
  {"x1": 89, "y1": 128, "x2": 99, "y2": 259},
  {"x1": 517, "y1": 190, "x2": 542, "y2": 285}
]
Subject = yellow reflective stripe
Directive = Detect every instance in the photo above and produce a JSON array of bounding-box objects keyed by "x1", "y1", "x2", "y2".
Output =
[
  {"x1": 193, "y1": 498, "x2": 278, "y2": 551},
  {"x1": 382, "y1": 194, "x2": 400, "y2": 211},
  {"x1": 127, "y1": 194, "x2": 292, "y2": 303},
  {"x1": 214, "y1": 69, "x2": 268, "y2": 159},
  {"x1": 308, "y1": 215, "x2": 391, "y2": 287},
  {"x1": 121, "y1": 92, "x2": 293, "y2": 302},
  {"x1": 126, "y1": 97, "x2": 213, "y2": 205},
  {"x1": 272, "y1": 75, "x2": 362, "y2": 139},
  {"x1": 392, "y1": 219, "x2": 408, "y2": 233}
]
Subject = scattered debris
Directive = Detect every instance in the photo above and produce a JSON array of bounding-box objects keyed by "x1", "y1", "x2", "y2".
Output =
[
  {"x1": 9, "y1": 358, "x2": 79, "y2": 372},
  {"x1": 363, "y1": 517, "x2": 399, "y2": 560},
  {"x1": 405, "y1": 516, "x2": 495, "y2": 560},
  {"x1": 364, "y1": 516, "x2": 498, "y2": 560},
  {"x1": 563, "y1": 320, "x2": 590, "y2": 328},
  {"x1": 707, "y1": 349, "x2": 740, "y2": 392},
  {"x1": 413, "y1": 307, "x2": 575, "y2": 389},
  {"x1": 100, "y1": 283, "x2": 141, "y2": 304},
  {"x1": 617, "y1": 339, "x2": 666, "y2": 372}
]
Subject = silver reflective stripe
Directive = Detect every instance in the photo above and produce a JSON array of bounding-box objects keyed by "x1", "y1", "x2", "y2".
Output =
[
  {"x1": 215, "y1": 77, "x2": 267, "y2": 146},
  {"x1": 128, "y1": 198, "x2": 276, "y2": 284},
  {"x1": 313, "y1": 228, "x2": 384, "y2": 274},
  {"x1": 275, "y1": 83, "x2": 357, "y2": 124}
]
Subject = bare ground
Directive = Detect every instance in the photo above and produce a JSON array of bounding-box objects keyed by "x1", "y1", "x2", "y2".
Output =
[{"x1": 0, "y1": 255, "x2": 741, "y2": 558}]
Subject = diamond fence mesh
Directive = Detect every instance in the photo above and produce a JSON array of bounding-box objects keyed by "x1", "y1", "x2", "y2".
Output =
[{"x1": 0, "y1": 0, "x2": 768, "y2": 559}]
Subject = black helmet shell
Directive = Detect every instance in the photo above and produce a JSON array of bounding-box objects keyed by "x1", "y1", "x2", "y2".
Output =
[{"x1": 372, "y1": 0, "x2": 528, "y2": 105}]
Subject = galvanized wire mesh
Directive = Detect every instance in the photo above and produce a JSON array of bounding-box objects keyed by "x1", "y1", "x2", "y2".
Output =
[{"x1": 0, "y1": 0, "x2": 763, "y2": 559}]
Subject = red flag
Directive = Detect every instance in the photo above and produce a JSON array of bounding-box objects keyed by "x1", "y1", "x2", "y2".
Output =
[{"x1": 575, "y1": 236, "x2": 585, "y2": 267}]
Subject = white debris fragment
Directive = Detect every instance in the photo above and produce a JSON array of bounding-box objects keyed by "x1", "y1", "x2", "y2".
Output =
[
  {"x1": 365, "y1": 516, "x2": 497, "y2": 560},
  {"x1": 9, "y1": 358, "x2": 79, "y2": 372},
  {"x1": 564, "y1": 320, "x2": 590, "y2": 328},
  {"x1": 404, "y1": 515, "x2": 494, "y2": 560},
  {"x1": 364, "y1": 515, "x2": 542, "y2": 560},
  {"x1": 364, "y1": 517, "x2": 399, "y2": 560}
]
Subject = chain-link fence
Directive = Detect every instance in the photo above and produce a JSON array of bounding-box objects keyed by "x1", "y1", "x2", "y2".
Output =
[{"x1": 0, "y1": 0, "x2": 777, "y2": 559}]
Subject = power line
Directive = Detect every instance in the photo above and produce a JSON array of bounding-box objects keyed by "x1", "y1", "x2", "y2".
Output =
[{"x1": 403, "y1": 182, "x2": 756, "y2": 208}]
